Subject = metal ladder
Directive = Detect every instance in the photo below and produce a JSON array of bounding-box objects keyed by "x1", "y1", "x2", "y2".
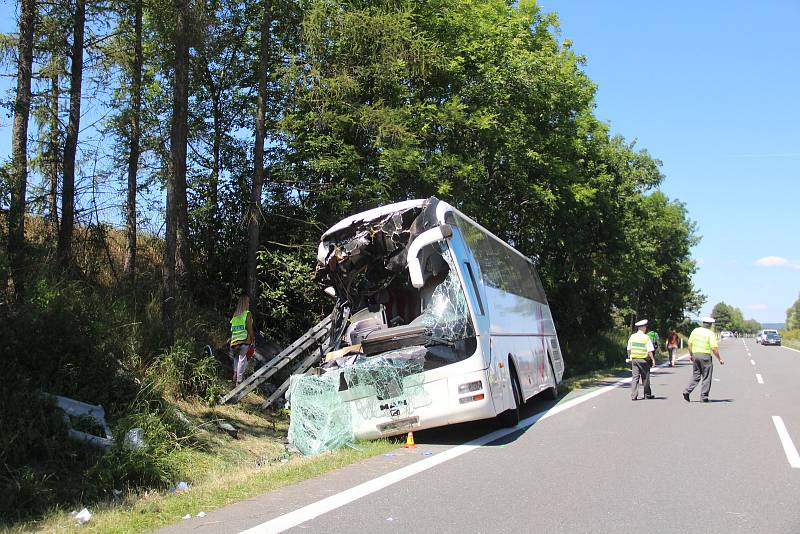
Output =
[{"x1": 219, "y1": 314, "x2": 333, "y2": 406}]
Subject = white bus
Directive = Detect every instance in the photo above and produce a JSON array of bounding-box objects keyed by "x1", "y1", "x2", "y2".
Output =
[{"x1": 316, "y1": 197, "x2": 565, "y2": 438}]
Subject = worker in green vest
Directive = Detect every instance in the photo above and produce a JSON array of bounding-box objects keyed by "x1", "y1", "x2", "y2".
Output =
[
  {"x1": 230, "y1": 295, "x2": 255, "y2": 385},
  {"x1": 683, "y1": 316, "x2": 725, "y2": 402},
  {"x1": 627, "y1": 319, "x2": 657, "y2": 400}
]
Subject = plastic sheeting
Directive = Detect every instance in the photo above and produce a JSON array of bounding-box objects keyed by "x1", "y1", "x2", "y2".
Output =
[{"x1": 286, "y1": 348, "x2": 428, "y2": 456}]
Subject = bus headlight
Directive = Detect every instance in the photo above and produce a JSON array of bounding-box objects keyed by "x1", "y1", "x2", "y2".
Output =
[{"x1": 458, "y1": 380, "x2": 482, "y2": 394}]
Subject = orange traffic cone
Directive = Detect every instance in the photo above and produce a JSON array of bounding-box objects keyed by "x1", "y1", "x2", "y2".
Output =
[{"x1": 404, "y1": 431, "x2": 416, "y2": 448}]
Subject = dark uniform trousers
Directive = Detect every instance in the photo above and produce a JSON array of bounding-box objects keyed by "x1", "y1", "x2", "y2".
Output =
[
  {"x1": 630, "y1": 358, "x2": 652, "y2": 399},
  {"x1": 685, "y1": 353, "x2": 713, "y2": 400}
]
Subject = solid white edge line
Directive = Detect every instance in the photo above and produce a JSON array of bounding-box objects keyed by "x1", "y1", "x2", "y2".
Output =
[
  {"x1": 772, "y1": 416, "x2": 800, "y2": 468},
  {"x1": 756, "y1": 373, "x2": 764, "y2": 384},
  {"x1": 240, "y1": 374, "x2": 635, "y2": 533},
  {"x1": 783, "y1": 346, "x2": 800, "y2": 353}
]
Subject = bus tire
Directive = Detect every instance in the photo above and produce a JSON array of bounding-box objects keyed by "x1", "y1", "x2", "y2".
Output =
[
  {"x1": 497, "y1": 367, "x2": 521, "y2": 428},
  {"x1": 545, "y1": 356, "x2": 559, "y2": 400}
]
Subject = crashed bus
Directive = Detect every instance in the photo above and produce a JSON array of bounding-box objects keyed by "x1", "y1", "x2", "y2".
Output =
[{"x1": 299, "y1": 196, "x2": 565, "y2": 443}]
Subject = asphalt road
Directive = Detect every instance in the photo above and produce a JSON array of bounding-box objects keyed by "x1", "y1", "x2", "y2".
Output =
[{"x1": 161, "y1": 339, "x2": 800, "y2": 534}]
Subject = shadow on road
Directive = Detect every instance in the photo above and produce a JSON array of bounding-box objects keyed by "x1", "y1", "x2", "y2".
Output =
[{"x1": 412, "y1": 392, "x2": 562, "y2": 447}]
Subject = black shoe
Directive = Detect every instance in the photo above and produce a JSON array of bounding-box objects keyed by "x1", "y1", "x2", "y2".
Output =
[
  {"x1": 701, "y1": 398, "x2": 709, "y2": 403},
  {"x1": 645, "y1": 395, "x2": 655, "y2": 399},
  {"x1": 631, "y1": 397, "x2": 639, "y2": 401},
  {"x1": 683, "y1": 392, "x2": 690, "y2": 402}
]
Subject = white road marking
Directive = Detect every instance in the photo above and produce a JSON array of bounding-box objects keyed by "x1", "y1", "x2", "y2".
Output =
[
  {"x1": 756, "y1": 373, "x2": 764, "y2": 384},
  {"x1": 783, "y1": 346, "x2": 800, "y2": 353},
  {"x1": 772, "y1": 416, "x2": 800, "y2": 469},
  {"x1": 750, "y1": 359, "x2": 755, "y2": 365},
  {"x1": 241, "y1": 375, "x2": 635, "y2": 533}
]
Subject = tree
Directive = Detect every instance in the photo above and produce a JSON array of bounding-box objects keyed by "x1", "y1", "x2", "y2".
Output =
[
  {"x1": 57, "y1": 0, "x2": 86, "y2": 268},
  {"x1": 8, "y1": 0, "x2": 37, "y2": 298},
  {"x1": 123, "y1": 0, "x2": 144, "y2": 282},
  {"x1": 163, "y1": 0, "x2": 192, "y2": 344},
  {"x1": 786, "y1": 293, "x2": 800, "y2": 331},
  {"x1": 247, "y1": 0, "x2": 271, "y2": 306}
]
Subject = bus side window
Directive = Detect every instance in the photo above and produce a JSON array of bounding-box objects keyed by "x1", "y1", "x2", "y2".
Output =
[{"x1": 464, "y1": 261, "x2": 485, "y2": 316}]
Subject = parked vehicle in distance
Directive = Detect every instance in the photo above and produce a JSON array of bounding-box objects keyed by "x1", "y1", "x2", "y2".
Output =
[
  {"x1": 720, "y1": 331, "x2": 733, "y2": 339},
  {"x1": 762, "y1": 331, "x2": 782, "y2": 346}
]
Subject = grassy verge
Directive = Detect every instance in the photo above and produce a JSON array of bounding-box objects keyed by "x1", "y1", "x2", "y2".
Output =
[{"x1": 9, "y1": 419, "x2": 397, "y2": 534}]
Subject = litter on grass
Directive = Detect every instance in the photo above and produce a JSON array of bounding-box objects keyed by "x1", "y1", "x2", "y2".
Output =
[{"x1": 72, "y1": 508, "x2": 92, "y2": 525}]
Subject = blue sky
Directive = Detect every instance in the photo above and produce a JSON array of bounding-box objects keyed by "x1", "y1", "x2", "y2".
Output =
[
  {"x1": 538, "y1": 0, "x2": 800, "y2": 323},
  {"x1": 2, "y1": 0, "x2": 798, "y2": 323}
]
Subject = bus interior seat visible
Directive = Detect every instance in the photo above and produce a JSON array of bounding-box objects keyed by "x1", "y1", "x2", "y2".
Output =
[{"x1": 419, "y1": 250, "x2": 449, "y2": 311}]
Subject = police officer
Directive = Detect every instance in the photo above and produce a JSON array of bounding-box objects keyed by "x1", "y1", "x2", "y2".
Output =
[
  {"x1": 683, "y1": 316, "x2": 725, "y2": 403},
  {"x1": 627, "y1": 319, "x2": 657, "y2": 400}
]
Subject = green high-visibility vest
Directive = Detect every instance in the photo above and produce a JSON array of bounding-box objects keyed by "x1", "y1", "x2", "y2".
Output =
[
  {"x1": 689, "y1": 326, "x2": 717, "y2": 354},
  {"x1": 230, "y1": 310, "x2": 250, "y2": 346},
  {"x1": 628, "y1": 331, "x2": 651, "y2": 359}
]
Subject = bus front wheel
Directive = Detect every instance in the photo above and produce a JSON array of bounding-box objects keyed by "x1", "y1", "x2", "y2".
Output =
[{"x1": 497, "y1": 369, "x2": 522, "y2": 428}]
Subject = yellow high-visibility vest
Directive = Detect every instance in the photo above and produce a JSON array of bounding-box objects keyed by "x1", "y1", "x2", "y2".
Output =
[
  {"x1": 230, "y1": 310, "x2": 250, "y2": 346},
  {"x1": 689, "y1": 326, "x2": 717, "y2": 354},
  {"x1": 628, "y1": 331, "x2": 651, "y2": 359}
]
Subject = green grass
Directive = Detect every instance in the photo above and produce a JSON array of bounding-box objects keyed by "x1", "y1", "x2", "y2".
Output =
[{"x1": 8, "y1": 439, "x2": 398, "y2": 534}]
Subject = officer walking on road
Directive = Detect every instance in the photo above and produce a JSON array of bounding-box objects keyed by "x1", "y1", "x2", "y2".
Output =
[
  {"x1": 683, "y1": 316, "x2": 725, "y2": 403},
  {"x1": 627, "y1": 319, "x2": 657, "y2": 400}
]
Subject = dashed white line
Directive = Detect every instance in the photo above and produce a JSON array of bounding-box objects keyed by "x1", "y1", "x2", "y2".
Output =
[
  {"x1": 750, "y1": 359, "x2": 755, "y2": 366},
  {"x1": 772, "y1": 416, "x2": 800, "y2": 468},
  {"x1": 756, "y1": 373, "x2": 764, "y2": 384}
]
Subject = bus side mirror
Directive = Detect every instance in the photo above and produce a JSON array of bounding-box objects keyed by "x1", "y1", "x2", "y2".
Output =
[{"x1": 407, "y1": 224, "x2": 453, "y2": 288}]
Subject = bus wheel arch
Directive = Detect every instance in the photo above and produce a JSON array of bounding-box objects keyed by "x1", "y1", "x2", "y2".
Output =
[
  {"x1": 497, "y1": 357, "x2": 522, "y2": 428},
  {"x1": 544, "y1": 352, "x2": 559, "y2": 400}
]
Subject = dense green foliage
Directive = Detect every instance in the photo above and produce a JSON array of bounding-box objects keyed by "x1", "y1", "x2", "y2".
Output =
[
  {"x1": 710, "y1": 301, "x2": 761, "y2": 333},
  {"x1": 785, "y1": 293, "x2": 800, "y2": 331},
  {"x1": 1, "y1": 0, "x2": 703, "y2": 522}
]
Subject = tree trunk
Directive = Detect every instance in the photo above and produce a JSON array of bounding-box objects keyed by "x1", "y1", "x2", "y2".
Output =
[
  {"x1": 247, "y1": 0, "x2": 271, "y2": 306},
  {"x1": 48, "y1": 73, "x2": 60, "y2": 234},
  {"x1": 58, "y1": 0, "x2": 85, "y2": 269},
  {"x1": 124, "y1": 0, "x2": 143, "y2": 282},
  {"x1": 163, "y1": 0, "x2": 190, "y2": 345},
  {"x1": 174, "y1": 1, "x2": 191, "y2": 286},
  {"x1": 201, "y1": 62, "x2": 220, "y2": 268},
  {"x1": 8, "y1": 0, "x2": 36, "y2": 299}
]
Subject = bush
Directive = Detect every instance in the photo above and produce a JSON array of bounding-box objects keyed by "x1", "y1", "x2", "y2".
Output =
[
  {"x1": 147, "y1": 342, "x2": 225, "y2": 404},
  {"x1": 86, "y1": 410, "x2": 186, "y2": 494}
]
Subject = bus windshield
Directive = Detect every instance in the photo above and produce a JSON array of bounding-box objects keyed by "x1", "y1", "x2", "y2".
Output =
[{"x1": 416, "y1": 243, "x2": 474, "y2": 344}]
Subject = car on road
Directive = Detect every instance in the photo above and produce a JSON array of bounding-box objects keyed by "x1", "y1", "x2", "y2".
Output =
[
  {"x1": 762, "y1": 331, "x2": 782, "y2": 346},
  {"x1": 756, "y1": 329, "x2": 778, "y2": 344},
  {"x1": 720, "y1": 330, "x2": 733, "y2": 339}
]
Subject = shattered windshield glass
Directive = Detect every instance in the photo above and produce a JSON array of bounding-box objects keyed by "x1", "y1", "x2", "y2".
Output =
[{"x1": 417, "y1": 243, "x2": 474, "y2": 343}]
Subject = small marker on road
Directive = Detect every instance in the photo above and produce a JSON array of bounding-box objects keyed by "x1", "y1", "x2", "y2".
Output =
[
  {"x1": 750, "y1": 359, "x2": 755, "y2": 365},
  {"x1": 756, "y1": 373, "x2": 764, "y2": 384}
]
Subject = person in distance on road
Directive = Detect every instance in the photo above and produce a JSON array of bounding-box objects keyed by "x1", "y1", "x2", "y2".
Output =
[
  {"x1": 647, "y1": 328, "x2": 660, "y2": 362},
  {"x1": 627, "y1": 319, "x2": 657, "y2": 400},
  {"x1": 666, "y1": 329, "x2": 679, "y2": 367},
  {"x1": 683, "y1": 316, "x2": 725, "y2": 403}
]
